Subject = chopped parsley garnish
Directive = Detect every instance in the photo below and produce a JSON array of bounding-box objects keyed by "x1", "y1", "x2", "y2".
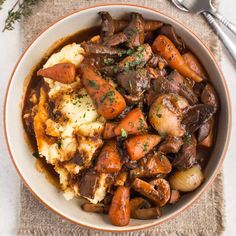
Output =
[
  {"x1": 100, "y1": 90, "x2": 115, "y2": 104},
  {"x1": 138, "y1": 118, "x2": 146, "y2": 131},
  {"x1": 87, "y1": 80, "x2": 100, "y2": 89},
  {"x1": 137, "y1": 45, "x2": 145, "y2": 52},
  {"x1": 121, "y1": 128, "x2": 128, "y2": 139},
  {"x1": 143, "y1": 142, "x2": 149, "y2": 152}
]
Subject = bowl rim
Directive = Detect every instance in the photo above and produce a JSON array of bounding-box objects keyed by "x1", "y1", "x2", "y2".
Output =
[{"x1": 4, "y1": 3, "x2": 232, "y2": 232}]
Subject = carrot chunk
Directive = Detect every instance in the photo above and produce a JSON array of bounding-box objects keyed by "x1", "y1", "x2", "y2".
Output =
[
  {"x1": 37, "y1": 63, "x2": 76, "y2": 84},
  {"x1": 114, "y1": 108, "x2": 148, "y2": 136},
  {"x1": 125, "y1": 134, "x2": 161, "y2": 161},
  {"x1": 152, "y1": 35, "x2": 203, "y2": 82}
]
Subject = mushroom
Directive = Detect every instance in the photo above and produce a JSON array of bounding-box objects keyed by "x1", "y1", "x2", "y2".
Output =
[
  {"x1": 130, "y1": 152, "x2": 172, "y2": 178},
  {"x1": 130, "y1": 197, "x2": 151, "y2": 218},
  {"x1": 182, "y1": 104, "x2": 215, "y2": 134},
  {"x1": 99, "y1": 12, "x2": 115, "y2": 37},
  {"x1": 149, "y1": 94, "x2": 189, "y2": 137},
  {"x1": 123, "y1": 12, "x2": 145, "y2": 48},
  {"x1": 82, "y1": 42, "x2": 125, "y2": 56},
  {"x1": 149, "y1": 178, "x2": 171, "y2": 207},
  {"x1": 81, "y1": 203, "x2": 107, "y2": 213},
  {"x1": 132, "y1": 178, "x2": 170, "y2": 207},
  {"x1": 158, "y1": 136, "x2": 183, "y2": 154},
  {"x1": 134, "y1": 208, "x2": 161, "y2": 220}
]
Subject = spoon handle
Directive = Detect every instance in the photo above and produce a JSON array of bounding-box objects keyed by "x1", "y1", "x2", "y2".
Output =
[
  {"x1": 202, "y1": 12, "x2": 236, "y2": 64},
  {"x1": 210, "y1": 10, "x2": 236, "y2": 36}
]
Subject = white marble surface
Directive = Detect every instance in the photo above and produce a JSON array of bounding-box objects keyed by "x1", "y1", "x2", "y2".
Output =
[{"x1": 0, "y1": 0, "x2": 236, "y2": 235}]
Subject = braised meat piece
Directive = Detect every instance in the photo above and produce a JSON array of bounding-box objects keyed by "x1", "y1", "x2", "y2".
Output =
[
  {"x1": 182, "y1": 104, "x2": 215, "y2": 133},
  {"x1": 147, "y1": 54, "x2": 168, "y2": 69},
  {"x1": 159, "y1": 136, "x2": 183, "y2": 153},
  {"x1": 103, "y1": 32, "x2": 128, "y2": 46},
  {"x1": 124, "y1": 13, "x2": 145, "y2": 48},
  {"x1": 79, "y1": 172, "x2": 100, "y2": 199},
  {"x1": 82, "y1": 42, "x2": 125, "y2": 56},
  {"x1": 119, "y1": 44, "x2": 153, "y2": 71},
  {"x1": 116, "y1": 68, "x2": 151, "y2": 96},
  {"x1": 173, "y1": 135, "x2": 197, "y2": 170}
]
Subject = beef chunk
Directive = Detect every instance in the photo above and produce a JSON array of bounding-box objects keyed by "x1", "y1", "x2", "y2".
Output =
[
  {"x1": 159, "y1": 136, "x2": 183, "y2": 153},
  {"x1": 173, "y1": 135, "x2": 197, "y2": 170},
  {"x1": 79, "y1": 173, "x2": 99, "y2": 199}
]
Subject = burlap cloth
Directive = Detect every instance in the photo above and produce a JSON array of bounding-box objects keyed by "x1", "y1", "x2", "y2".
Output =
[{"x1": 18, "y1": 0, "x2": 224, "y2": 235}]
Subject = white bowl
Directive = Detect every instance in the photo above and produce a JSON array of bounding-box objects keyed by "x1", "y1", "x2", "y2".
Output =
[{"x1": 4, "y1": 4, "x2": 231, "y2": 232}]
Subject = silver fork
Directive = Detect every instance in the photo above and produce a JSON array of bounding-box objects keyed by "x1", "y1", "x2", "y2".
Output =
[
  {"x1": 178, "y1": 0, "x2": 236, "y2": 35},
  {"x1": 172, "y1": 0, "x2": 236, "y2": 64}
]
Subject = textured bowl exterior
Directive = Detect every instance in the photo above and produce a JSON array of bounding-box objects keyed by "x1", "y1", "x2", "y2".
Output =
[{"x1": 4, "y1": 4, "x2": 231, "y2": 232}]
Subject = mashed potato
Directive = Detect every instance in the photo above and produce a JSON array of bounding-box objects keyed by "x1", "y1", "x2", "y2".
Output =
[{"x1": 33, "y1": 43, "x2": 107, "y2": 201}]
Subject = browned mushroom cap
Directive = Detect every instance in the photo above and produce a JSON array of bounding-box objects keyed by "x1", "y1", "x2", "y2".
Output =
[
  {"x1": 99, "y1": 12, "x2": 115, "y2": 37},
  {"x1": 130, "y1": 197, "x2": 151, "y2": 218},
  {"x1": 132, "y1": 178, "x2": 170, "y2": 207},
  {"x1": 81, "y1": 203, "x2": 107, "y2": 213},
  {"x1": 130, "y1": 152, "x2": 172, "y2": 178},
  {"x1": 182, "y1": 104, "x2": 215, "y2": 134},
  {"x1": 169, "y1": 190, "x2": 181, "y2": 204},
  {"x1": 149, "y1": 178, "x2": 171, "y2": 207},
  {"x1": 158, "y1": 136, "x2": 184, "y2": 154},
  {"x1": 134, "y1": 208, "x2": 161, "y2": 220}
]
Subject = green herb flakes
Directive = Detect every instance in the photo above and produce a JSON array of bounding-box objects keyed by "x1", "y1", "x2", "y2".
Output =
[{"x1": 121, "y1": 128, "x2": 128, "y2": 139}]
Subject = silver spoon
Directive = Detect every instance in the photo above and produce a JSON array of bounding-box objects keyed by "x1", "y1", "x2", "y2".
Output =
[
  {"x1": 172, "y1": 0, "x2": 236, "y2": 64},
  {"x1": 177, "y1": 0, "x2": 236, "y2": 35}
]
